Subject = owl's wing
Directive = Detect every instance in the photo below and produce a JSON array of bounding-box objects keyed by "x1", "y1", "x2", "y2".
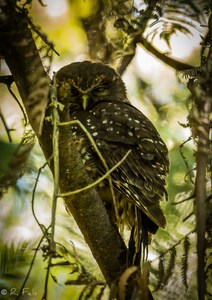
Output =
[{"x1": 89, "y1": 101, "x2": 169, "y2": 229}]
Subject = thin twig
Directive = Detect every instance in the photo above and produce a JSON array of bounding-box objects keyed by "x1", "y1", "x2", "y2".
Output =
[
  {"x1": 7, "y1": 85, "x2": 28, "y2": 126},
  {"x1": 31, "y1": 162, "x2": 49, "y2": 234},
  {"x1": 16, "y1": 161, "x2": 50, "y2": 300},
  {"x1": 50, "y1": 74, "x2": 60, "y2": 250},
  {"x1": 15, "y1": 232, "x2": 50, "y2": 300},
  {"x1": 60, "y1": 149, "x2": 131, "y2": 197},
  {"x1": 0, "y1": 110, "x2": 13, "y2": 143}
]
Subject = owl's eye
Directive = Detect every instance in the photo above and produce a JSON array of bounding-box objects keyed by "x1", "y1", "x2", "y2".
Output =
[
  {"x1": 92, "y1": 85, "x2": 107, "y2": 94},
  {"x1": 70, "y1": 85, "x2": 80, "y2": 97}
]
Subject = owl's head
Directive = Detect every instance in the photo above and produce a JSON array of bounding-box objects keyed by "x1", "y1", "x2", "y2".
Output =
[{"x1": 56, "y1": 61, "x2": 128, "y2": 111}]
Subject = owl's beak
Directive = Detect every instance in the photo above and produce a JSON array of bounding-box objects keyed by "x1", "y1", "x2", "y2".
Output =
[{"x1": 82, "y1": 94, "x2": 89, "y2": 110}]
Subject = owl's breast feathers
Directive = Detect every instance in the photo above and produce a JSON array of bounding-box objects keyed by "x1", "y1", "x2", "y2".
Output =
[{"x1": 70, "y1": 100, "x2": 169, "y2": 230}]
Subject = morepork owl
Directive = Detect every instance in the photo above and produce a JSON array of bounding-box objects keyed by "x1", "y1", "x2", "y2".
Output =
[{"x1": 56, "y1": 61, "x2": 169, "y2": 264}]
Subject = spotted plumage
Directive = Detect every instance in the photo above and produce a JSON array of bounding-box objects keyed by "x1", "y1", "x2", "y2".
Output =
[{"x1": 56, "y1": 61, "x2": 169, "y2": 264}]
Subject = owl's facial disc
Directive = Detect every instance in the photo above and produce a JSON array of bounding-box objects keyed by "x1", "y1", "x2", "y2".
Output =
[
  {"x1": 68, "y1": 79, "x2": 113, "y2": 110},
  {"x1": 56, "y1": 61, "x2": 129, "y2": 110}
]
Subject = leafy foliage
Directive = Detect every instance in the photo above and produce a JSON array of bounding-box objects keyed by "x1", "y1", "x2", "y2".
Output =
[
  {"x1": 0, "y1": 241, "x2": 33, "y2": 298},
  {"x1": 145, "y1": 0, "x2": 209, "y2": 44}
]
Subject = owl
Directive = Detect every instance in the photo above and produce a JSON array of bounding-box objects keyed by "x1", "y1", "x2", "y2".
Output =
[{"x1": 56, "y1": 61, "x2": 169, "y2": 265}]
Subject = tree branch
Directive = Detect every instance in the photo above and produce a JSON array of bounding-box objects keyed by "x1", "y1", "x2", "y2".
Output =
[
  {"x1": 137, "y1": 36, "x2": 193, "y2": 71},
  {"x1": 187, "y1": 47, "x2": 211, "y2": 300},
  {"x1": 0, "y1": 0, "x2": 49, "y2": 135}
]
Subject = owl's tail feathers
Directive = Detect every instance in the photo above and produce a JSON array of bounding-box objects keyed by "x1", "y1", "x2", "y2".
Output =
[{"x1": 128, "y1": 208, "x2": 158, "y2": 266}]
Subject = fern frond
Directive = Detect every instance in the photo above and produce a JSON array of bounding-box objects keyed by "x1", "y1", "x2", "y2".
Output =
[
  {"x1": 154, "y1": 257, "x2": 165, "y2": 291},
  {"x1": 144, "y1": 0, "x2": 210, "y2": 45},
  {"x1": 0, "y1": 242, "x2": 29, "y2": 277},
  {"x1": 162, "y1": 0, "x2": 209, "y2": 22},
  {"x1": 163, "y1": 247, "x2": 177, "y2": 286},
  {"x1": 181, "y1": 236, "x2": 191, "y2": 289}
]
